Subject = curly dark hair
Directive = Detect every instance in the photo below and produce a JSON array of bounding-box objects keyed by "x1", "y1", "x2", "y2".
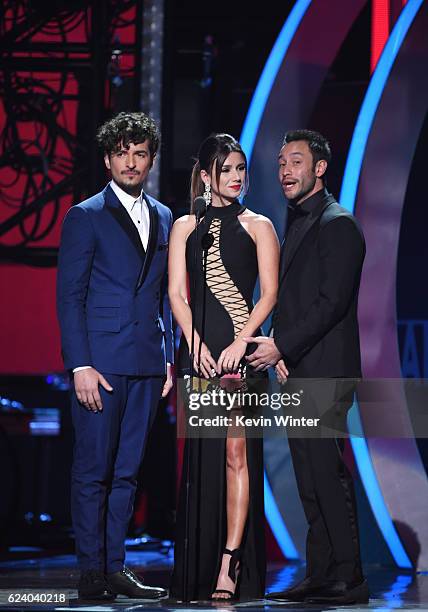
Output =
[{"x1": 96, "y1": 111, "x2": 160, "y2": 158}]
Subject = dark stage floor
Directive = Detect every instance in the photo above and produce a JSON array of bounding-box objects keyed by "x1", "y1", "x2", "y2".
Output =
[{"x1": 0, "y1": 545, "x2": 427, "y2": 611}]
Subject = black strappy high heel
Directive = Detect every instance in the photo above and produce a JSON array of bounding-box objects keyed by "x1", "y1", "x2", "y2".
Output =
[{"x1": 211, "y1": 547, "x2": 242, "y2": 601}]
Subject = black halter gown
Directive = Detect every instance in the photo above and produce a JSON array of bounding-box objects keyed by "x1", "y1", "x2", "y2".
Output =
[{"x1": 170, "y1": 201, "x2": 266, "y2": 601}]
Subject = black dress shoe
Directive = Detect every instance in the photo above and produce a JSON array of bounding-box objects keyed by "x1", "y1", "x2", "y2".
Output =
[
  {"x1": 78, "y1": 569, "x2": 116, "y2": 601},
  {"x1": 307, "y1": 579, "x2": 369, "y2": 605},
  {"x1": 107, "y1": 566, "x2": 167, "y2": 599},
  {"x1": 266, "y1": 577, "x2": 327, "y2": 601}
]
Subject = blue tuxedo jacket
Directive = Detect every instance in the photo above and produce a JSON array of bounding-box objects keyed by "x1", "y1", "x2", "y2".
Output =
[{"x1": 57, "y1": 184, "x2": 174, "y2": 376}]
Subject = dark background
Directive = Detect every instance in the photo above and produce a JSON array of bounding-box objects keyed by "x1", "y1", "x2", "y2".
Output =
[{"x1": 0, "y1": 0, "x2": 427, "y2": 553}]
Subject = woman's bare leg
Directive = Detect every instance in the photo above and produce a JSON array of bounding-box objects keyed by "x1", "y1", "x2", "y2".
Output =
[{"x1": 212, "y1": 435, "x2": 249, "y2": 599}]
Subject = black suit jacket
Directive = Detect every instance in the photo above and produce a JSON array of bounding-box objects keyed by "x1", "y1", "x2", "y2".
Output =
[{"x1": 273, "y1": 190, "x2": 365, "y2": 378}]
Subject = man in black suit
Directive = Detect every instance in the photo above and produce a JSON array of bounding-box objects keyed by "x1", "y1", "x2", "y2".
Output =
[{"x1": 246, "y1": 130, "x2": 368, "y2": 605}]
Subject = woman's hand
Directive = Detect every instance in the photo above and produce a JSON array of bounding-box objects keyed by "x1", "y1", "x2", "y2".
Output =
[
  {"x1": 275, "y1": 359, "x2": 289, "y2": 384},
  {"x1": 217, "y1": 338, "x2": 247, "y2": 374},
  {"x1": 193, "y1": 341, "x2": 218, "y2": 379}
]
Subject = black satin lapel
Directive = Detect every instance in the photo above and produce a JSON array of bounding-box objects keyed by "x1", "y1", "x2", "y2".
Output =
[
  {"x1": 280, "y1": 196, "x2": 335, "y2": 284},
  {"x1": 106, "y1": 202, "x2": 145, "y2": 259},
  {"x1": 136, "y1": 198, "x2": 159, "y2": 289}
]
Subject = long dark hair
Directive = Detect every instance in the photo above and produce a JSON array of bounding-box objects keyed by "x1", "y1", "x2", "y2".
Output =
[{"x1": 190, "y1": 133, "x2": 248, "y2": 211}]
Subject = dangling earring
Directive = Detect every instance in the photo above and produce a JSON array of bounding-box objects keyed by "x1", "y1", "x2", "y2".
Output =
[{"x1": 203, "y1": 182, "x2": 212, "y2": 205}]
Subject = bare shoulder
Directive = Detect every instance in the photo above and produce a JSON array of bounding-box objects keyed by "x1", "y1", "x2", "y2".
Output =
[
  {"x1": 173, "y1": 214, "x2": 195, "y2": 227},
  {"x1": 172, "y1": 214, "x2": 196, "y2": 238},
  {"x1": 241, "y1": 209, "x2": 276, "y2": 234}
]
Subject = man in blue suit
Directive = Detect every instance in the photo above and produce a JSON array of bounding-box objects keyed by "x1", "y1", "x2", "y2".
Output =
[{"x1": 57, "y1": 112, "x2": 173, "y2": 601}]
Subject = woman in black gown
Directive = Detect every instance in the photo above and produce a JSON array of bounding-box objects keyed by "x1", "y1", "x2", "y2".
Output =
[{"x1": 168, "y1": 134, "x2": 279, "y2": 601}]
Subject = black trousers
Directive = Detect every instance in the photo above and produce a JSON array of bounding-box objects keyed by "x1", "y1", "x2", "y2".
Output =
[{"x1": 288, "y1": 434, "x2": 363, "y2": 584}]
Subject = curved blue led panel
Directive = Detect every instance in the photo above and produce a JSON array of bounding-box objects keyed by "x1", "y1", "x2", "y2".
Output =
[
  {"x1": 240, "y1": 0, "x2": 312, "y2": 165},
  {"x1": 264, "y1": 472, "x2": 299, "y2": 559},
  {"x1": 348, "y1": 405, "x2": 412, "y2": 568},
  {"x1": 340, "y1": 0, "x2": 423, "y2": 568},
  {"x1": 340, "y1": 0, "x2": 424, "y2": 211}
]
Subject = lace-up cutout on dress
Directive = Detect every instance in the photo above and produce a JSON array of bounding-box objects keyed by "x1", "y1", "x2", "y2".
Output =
[
  {"x1": 179, "y1": 201, "x2": 259, "y2": 369},
  {"x1": 205, "y1": 217, "x2": 249, "y2": 337}
]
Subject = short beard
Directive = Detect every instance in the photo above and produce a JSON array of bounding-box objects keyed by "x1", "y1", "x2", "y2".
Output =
[{"x1": 116, "y1": 179, "x2": 144, "y2": 198}]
